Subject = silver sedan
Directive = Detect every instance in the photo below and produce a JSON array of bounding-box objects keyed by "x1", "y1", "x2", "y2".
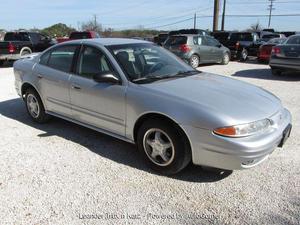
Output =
[{"x1": 13, "y1": 38, "x2": 292, "y2": 175}]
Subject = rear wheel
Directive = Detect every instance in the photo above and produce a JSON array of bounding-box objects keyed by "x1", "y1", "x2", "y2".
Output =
[
  {"x1": 137, "y1": 120, "x2": 191, "y2": 175},
  {"x1": 25, "y1": 88, "x2": 51, "y2": 123},
  {"x1": 239, "y1": 49, "x2": 248, "y2": 61},
  {"x1": 189, "y1": 54, "x2": 200, "y2": 68},
  {"x1": 221, "y1": 52, "x2": 230, "y2": 65},
  {"x1": 0, "y1": 61, "x2": 3, "y2": 66}
]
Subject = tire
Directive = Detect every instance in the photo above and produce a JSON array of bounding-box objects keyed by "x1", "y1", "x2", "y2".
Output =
[
  {"x1": 239, "y1": 49, "x2": 248, "y2": 62},
  {"x1": 271, "y1": 68, "x2": 283, "y2": 76},
  {"x1": 221, "y1": 52, "x2": 230, "y2": 65},
  {"x1": 137, "y1": 120, "x2": 191, "y2": 175},
  {"x1": 0, "y1": 61, "x2": 3, "y2": 66},
  {"x1": 25, "y1": 88, "x2": 51, "y2": 123},
  {"x1": 189, "y1": 54, "x2": 200, "y2": 69}
]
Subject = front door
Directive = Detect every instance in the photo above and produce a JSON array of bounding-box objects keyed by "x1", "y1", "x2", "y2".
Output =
[{"x1": 69, "y1": 45, "x2": 126, "y2": 136}]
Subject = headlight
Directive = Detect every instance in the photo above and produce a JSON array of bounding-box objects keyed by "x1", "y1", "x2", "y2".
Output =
[{"x1": 213, "y1": 119, "x2": 271, "y2": 137}]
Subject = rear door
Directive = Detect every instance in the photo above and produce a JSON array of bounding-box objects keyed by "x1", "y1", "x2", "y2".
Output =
[
  {"x1": 193, "y1": 36, "x2": 210, "y2": 62},
  {"x1": 202, "y1": 36, "x2": 223, "y2": 62},
  {"x1": 33, "y1": 44, "x2": 79, "y2": 117}
]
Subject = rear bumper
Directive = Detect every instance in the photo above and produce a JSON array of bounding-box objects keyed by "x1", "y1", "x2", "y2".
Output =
[
  {"x1": 0, "y1": 53, "x2": 20, "y2": 61},
  {"x1": 183, "y1": 108, "x2": 292, "y2": 170},
  {"x1": 270, "y1": 56, "x2": 300, "y2": 71}
]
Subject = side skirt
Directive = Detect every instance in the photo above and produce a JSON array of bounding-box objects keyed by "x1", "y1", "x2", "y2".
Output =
[{"x1": 46, "y1": 111, "x2": 135, "y2": 144}]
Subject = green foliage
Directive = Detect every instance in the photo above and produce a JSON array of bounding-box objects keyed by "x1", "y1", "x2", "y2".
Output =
[{"x1": 41, "y1": 23, "x2": 76, "y2": 38}]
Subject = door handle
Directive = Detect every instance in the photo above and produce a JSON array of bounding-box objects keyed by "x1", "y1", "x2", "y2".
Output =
[
  {"x1": 37, "y1": 74, "x2": 43, "y2": 79},
  {"x1": 72, "y1": 85, "x2": 81, "y2": 90}
]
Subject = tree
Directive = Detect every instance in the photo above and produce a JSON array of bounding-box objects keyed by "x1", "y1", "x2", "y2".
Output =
[
  {"x1": 248, "y1": 21, "x2": 262, "y2": 32},
  {"x1": 42, "y1": 23, "x2": 76, "y2": 38},
  {"x1": 81, "y1": 15, "x2": 102, "y2": 33}
]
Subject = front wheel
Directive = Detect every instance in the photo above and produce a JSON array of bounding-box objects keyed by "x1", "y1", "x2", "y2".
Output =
[
  {"x1": 189, "y1": 54, "x2": 200, "y2": 69},
  {"x1": 221, "y1": 52, "x2": 230, "y2": 65},
  {"x1": 137, "y1": 120, "x2": 191, "y2": 175},
  {"x1": 25, "y1": 88, "x2": 51, "y2": 123}
]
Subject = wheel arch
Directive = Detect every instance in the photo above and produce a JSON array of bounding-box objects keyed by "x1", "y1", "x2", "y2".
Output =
[
  {"x1": 20, "y1": 47, "x2": 32, "y2": 56},
  {"x1": 21, "y1": 82, "x2": 46, "y2": 107},
  {"x1": 133, "y1": 112, "x2": 192, "y2": 150}
]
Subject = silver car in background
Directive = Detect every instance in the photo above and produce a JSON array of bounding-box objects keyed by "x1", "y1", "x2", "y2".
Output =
[{"x1": 13, "y1": 38, "x2": 292, "y2": 175}]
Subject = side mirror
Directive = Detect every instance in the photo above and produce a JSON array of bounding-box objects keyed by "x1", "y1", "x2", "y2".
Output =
[
  {"x1": 216, "y1": 44, "x2": 222, "y2": 48},
  {"x1": 93, "y1": 72, "x2": 120, "y2": 84}
]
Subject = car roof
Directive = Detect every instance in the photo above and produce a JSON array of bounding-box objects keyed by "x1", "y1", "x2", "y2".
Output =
[{"x1": 62, "y1": 38, "x2": 150, "y2": 46}]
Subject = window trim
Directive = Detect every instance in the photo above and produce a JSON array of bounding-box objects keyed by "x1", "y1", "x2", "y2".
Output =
[
  {"x1": 38, "y1": 44, "x2": 80, "y2": 73},
  {"x1": 73, "y1": 44, "x2": 121, "y2": 82}
]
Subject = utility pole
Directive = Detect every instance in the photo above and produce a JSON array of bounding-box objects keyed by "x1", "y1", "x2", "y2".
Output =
[
  {"x1": 213, "y1": 0, "x2": 220, "y2": 31},
  {"x1": 268, "y1": 0, "x2": 275, "y2": 28},
  {"x1": 221, "y1": 0, "x2": 226, "y2": 31},
  {"x1": 194, "y1": 13, "x2": 197, "y2": 29}
]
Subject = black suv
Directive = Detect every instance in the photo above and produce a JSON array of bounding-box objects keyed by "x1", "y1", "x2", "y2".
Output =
[
  {"x1": 212, "y1": 31, "x2": 260, "y2": 61},
  {"x1": 0, "y1": 32, "x2": 56, "y2": 65}
]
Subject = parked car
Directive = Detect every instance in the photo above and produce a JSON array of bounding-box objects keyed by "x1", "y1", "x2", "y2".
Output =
[
  {"x1": 56, "y1": 31, "x2": 100, "y2": 43},
  {"x1": 270, "y1": 34, "x2": 300, "y2": 75},
  {"x1": 153, "y1": 33, "x2": 169, "y2": 46},
  {"x1": 13, "y1": 38, "x2": 292, "y2": 174},
  {"x1": 0, "y1": 32, "x2": 56, "y2": 65},
  {"x1": 212, "y1": 31, "x2": 260, "y2": 61},
  {"x1": 257, "y1": 38, "x2": 287, "y2": 62},
  {"x1": 164, "y1": 34, "x2": 230, "y2": 68}
]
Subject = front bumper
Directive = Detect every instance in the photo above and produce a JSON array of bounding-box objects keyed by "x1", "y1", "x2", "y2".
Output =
[
  {"x1": 0, "y1": 53, "x2": 20, "y2": 61},
  {"x1": 182, "y1": 108, "x2": 292, "y2": 170}
]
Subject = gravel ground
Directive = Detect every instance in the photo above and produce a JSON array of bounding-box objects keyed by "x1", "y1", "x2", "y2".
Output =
[{"x1": 0, "y1": 61, "x2": 299, "y2": 225}]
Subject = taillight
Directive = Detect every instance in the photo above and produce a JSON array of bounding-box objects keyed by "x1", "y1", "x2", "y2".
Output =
[
  {"x1": 179, "y1": 44, "x2": 191, "y2": 53},
  {"x1": 271, "y1": 46, "x2": 281, "y2": 55},
  {"x1": 8, "y1": 42, "x2": 16, "y2": 53},
  {"x1": 235, "y1": 42, "x2": 240, "y2": 50}
]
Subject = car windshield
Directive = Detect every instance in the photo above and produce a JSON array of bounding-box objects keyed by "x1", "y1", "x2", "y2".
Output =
[
  {"x1": 108, "y1": 43, "x2": 197, "y2": 83},
  {"x1": 286, "y1": 36, "x2": 300, "y2": 45},
  {"x1": 267, "y1": 38, "x2": 286, "y2": 44},
  {"x1": 70, "y1": 32, "x2": 91, "y2": 39},
  {"x1": 230, "y1": 33, "x2": 253, "y2": 41}
]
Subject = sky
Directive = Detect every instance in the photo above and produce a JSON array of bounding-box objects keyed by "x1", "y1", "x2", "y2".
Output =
[{"x1": 0, "y1": 0, "x2": 300, "y2": 31}]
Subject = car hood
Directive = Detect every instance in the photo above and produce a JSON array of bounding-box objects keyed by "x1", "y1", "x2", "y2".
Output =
[{"x1": 142, "y1": 72, "x2": 282, "y2": 125}]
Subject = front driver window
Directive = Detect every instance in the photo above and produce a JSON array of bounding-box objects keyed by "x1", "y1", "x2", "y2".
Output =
[{"x1": 77, "y1": 46, "x2": 112, "y2": 78}]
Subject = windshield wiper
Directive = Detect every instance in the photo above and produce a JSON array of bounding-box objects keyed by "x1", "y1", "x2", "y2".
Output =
[{"x1": 132, "y1": 70, "x2": 199, "y2": 84}]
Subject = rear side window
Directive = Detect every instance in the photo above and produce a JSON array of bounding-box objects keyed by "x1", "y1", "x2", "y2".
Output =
[
  {"x1": 39, "y1": 51, "x2": 51, "y2": 65},
  {"x1": 47, "y1": 45, "x2": 77, "y2": 73},
  {"x1": 286, "y1": 36, "x2": 300, "y2": 45},
  {"x1": 165, "y1": 36, "x2": 187, "y2": 46},
  {"x1": 193, "y1": 36, "x2": 203, "y2": 45}
]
